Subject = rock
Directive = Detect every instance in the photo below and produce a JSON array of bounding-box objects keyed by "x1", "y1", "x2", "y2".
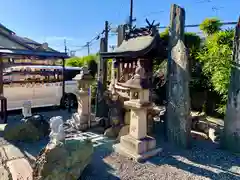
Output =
[
  {"x1": 208, "y1": 127, "x2": 222, "y2": 143},
  {"x1": 33, "y1": 139, "x2": 93, "y2": 180},
  {"x1": 196, "y1": 120, "x2": 209, "y2": 134},
  {"x1": 3, "y1": 120, "x2": 42, "y2": 143},
  {"x1": 7, "y1": 158, "x2": 33, "y2": 180},
  {"x1": 104, "y1": 126, "x2": 121, "y2": 138},
  {"x1": 4, "y1": 114, "x2": 50, "y2": 143},
  {"x1": 23, "y1": 114, "x2": 50, "y2": 136},
  {"x1": 117, "y1": 125, "x2": 130, "y2": 141},
  {"x1": 191, "y1": 130, "x2": 208, "y2": 141}
]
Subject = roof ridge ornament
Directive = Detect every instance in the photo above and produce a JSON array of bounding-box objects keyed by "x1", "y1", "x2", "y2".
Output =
[{"x1": 125, "y1": 19, "x2": 160, "y2": 40}]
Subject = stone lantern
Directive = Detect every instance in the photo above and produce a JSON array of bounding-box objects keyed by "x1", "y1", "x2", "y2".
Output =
[
  {"x1": 71, "y1": 67, "x2": 95, "y2": 130},
  {"x1": 114, "y1": 61, "x2": 162, "y2": 162}
]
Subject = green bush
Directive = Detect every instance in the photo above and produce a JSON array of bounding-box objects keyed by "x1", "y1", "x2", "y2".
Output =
[
  {"x1": 200, "y1": 18, "x2": 222, "y2": 36},
  {"x1": 197, "y1": 29, "x2": 234, "y2": 114}
]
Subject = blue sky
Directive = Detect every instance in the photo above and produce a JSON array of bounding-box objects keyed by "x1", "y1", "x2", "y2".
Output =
[{"x1": 0, "y1": 0, "x2": 239, "y2": 56}]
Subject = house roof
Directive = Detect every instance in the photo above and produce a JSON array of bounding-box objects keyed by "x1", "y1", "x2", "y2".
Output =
[
  {"x1": 0, "y1": 48, "x2": 69, "y2": 59},
  {"x1": 100, "y1": 34, "x2": 161, "y2": 58},
  {"x1": 0, "y1": 23, "x2": 68, "y2": 59},
  {"x1": 0, "y1": 23, "x2": 15, "y2": 34}
]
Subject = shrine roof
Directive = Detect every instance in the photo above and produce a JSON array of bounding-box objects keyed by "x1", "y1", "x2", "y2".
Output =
[{"x1": 100, "y1": 34, "x2": 160, "y2": 58}]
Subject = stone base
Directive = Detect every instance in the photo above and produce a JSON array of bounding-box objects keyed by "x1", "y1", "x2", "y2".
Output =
[{"x1": 113, "y1": 134, "x2": 162, "y2": 162}]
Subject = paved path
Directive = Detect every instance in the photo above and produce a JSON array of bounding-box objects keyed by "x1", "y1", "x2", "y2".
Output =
[{"x1": 0, "y1": 143, "x2": 33, "y2": 180}]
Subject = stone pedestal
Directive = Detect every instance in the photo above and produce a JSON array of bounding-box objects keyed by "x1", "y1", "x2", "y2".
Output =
[
  {"x1": 72, "y1": 90, "x2": 90, "y2": 130},
  {"x1": 114, "y1": 59, "x2": 162, "y2": 161},
  {"x1": 114, "y1": 100, "x2": 162, "y2": 162},
  {"x1": 71, "y1": 67, "x2": 94, "y2": 131}
]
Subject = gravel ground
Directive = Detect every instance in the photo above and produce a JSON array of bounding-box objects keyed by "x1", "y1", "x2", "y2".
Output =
[
  {"x1": 1, "y1": 108, "x2": 240, "y2": 180},
  {"x1": 80, "y1": 139, "x2": 240, "y2": 180}
]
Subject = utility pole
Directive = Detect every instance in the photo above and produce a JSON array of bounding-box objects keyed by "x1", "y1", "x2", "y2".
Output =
[
  {"x1": 129, "y1": 0, "x2": 136, "y2": 31},
  {"x1": 129, "y1": 0, "x2": 133, "y2": 30},
  {"x1": 104, "y1": 21, "x2": 109, "y2": 52},
  {"x1": 64, "y1": 39, "x2": 67, "y2": 53},
  {"x1": 86, "y1": 42, "x2": 90, "y2": 55}
]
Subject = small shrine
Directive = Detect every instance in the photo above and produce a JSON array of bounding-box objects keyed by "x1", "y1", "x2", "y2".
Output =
[{"x1": 98, "y1": 21, "x2": 164, "y2": 161}]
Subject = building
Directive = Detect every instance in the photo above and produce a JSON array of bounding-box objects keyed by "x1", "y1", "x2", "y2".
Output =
[{"x1": 0, "y1": 23, "x2": 62, "y2": 67}]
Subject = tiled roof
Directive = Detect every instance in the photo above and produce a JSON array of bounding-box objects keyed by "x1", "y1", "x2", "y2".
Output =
[
  {"x1": 100, "y1": 34, "x2": 161, "y2": 58},
  {"x1": 0, "y1": 23, "x2": 58, "y2": 52},
  {"x1": 0, "y1": 23, "x2": 15, "y2": 34}
]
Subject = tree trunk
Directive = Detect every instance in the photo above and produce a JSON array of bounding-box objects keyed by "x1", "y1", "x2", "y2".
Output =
[
  {"x1": 222, "y1": 18, "x2": 240, "y2": 153},
  {"x1": 166, "y1": 4, "x2": 191, "y2": 148}
]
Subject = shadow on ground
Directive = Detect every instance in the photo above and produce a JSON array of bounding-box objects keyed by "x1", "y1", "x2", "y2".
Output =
[{"x1": 148, "y1": 123, "x2": 240, "y2": 180}]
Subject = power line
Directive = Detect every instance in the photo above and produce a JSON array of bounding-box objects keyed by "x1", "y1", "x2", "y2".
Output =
[
  {"x1": 70, "y1": 23, "x2": 113, "y2": 53},
  {"x1": 157, "y1": 21, "x2": 238, "y2": 29}
]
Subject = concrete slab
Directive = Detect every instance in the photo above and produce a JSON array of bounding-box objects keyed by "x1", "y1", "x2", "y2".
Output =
[
  {"x1": 3, "y1": 145, "x2": 25, "y2": 161},
  {"x1": 6, "y1": 158, "x2": 33, "y2": 180},
  {"x1": 0, "y1": 166, "x2": 9, "y2": 180}
]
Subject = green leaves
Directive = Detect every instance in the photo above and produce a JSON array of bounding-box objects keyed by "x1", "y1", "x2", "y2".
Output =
[
  {"x1": 200, "y1": 18, "x2": 222, "y2": 36},
  {"x1": 197, "y1": 28, "x2": 234, "y2": 114},
  {"x1": 65, "y1": 54, "x2": 99, "y2": 68}
]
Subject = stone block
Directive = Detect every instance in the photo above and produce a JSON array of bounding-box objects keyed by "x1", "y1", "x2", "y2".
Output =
[
  {"x1": 129, "y1": 109, "x2": 147, "y2": 140},
  {"x1": 120, "y1": 135, "x2": 147, "y2": 154},
  {"x1": 143, "y1": 136, "x2": 156, "y2": 150},
  {"x1": 3, "y1": 145, "x2": 25, "y2": 161},
  {"x1": 114, "y1": 142, "x2": 162, "y2": 162},
  {"x1": 6, "y1": 158, "x2": 33, "y2": 180},
  {"x1": 0, "y1": 166, "x2": 9, "y2": 180}
]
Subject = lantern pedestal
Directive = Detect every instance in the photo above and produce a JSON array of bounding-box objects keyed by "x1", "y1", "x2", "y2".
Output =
[
  {"x1": 70, "y1": 67, "x2": 94, "y2": 131},
  {"x1": 72, "y1": 90, "x2": 90, "y2": 130},
  {"x1": 113, "y1": 100, "x2": 162, "y2": 162}
]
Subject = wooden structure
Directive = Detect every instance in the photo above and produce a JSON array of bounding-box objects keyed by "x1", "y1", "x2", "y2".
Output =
[
  {"x1": 98, "y1": 22, "x2": 163, "y2": 130},
  {"x1": 101, "y1": 25, "x2": 162, "y2": 94},
  {"x1": 0, "y1": 23, "x2": 69, "y2": 123}
]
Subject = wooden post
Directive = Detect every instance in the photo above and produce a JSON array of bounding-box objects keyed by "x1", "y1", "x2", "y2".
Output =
[
  {"x1": 222, "y1": 17, "x2": 240, "y2": 153},
  {"x1": 62, "y1": 58, "x2": 65, "y2": 98},
  {"x1": 166, "y1": 4, "x2": 191, "y2": 148},
  {"x1": 0, "y1": 56, "x2": 3, "y2": 96},
  {"x1": 103, "y1": 21, "x2": 109, "y2": 89}
]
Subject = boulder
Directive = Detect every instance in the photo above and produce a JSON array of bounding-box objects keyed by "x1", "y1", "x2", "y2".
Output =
[
  {"x1": 104, "y1": 126, "x2": 121, "y2": 138},
  {"x1": 117, "y1": 125, "x2": 130, "y2": 141},
  {"x1": 3, "y1": 114, "x2": 50, "y2": 143},
  {"x1": 23, "y1": 114, "x2": 50, "y2": 136},
  {"x1": 33, "y1": 139, "x2": 93, "y2": 180},
  {"x1": 4, "y1": 120, "x2": 42, "y2": 143}
]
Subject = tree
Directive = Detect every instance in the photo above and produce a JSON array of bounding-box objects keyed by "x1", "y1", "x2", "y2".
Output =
[
  {"x1": 197, "y1": 28, "x2": 234, "y2": 114},
  {"x1": 200, "y1": 18, "x2": 222, "y2": 36},
  {"x1": 65, "y1": 54, "x2": 99, "y2": 68}
]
